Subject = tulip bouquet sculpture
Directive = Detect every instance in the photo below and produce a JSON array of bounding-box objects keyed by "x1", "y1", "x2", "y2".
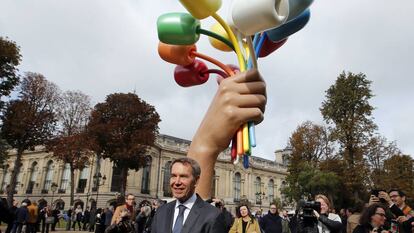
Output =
[{"x1": 157, "y1": 0, "x2": 314, "y2": 168}]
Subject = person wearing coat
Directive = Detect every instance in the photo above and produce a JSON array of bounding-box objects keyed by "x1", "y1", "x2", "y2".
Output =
[
  {"x1": 260, "y1": 204, "x2": 290, "y2": 233},
  {"x1": 313, "y1": 194, "x2": 342, "y2": 233},
  {"x1": 229, "y1": 204, "x2": 261, "y2": 233}
]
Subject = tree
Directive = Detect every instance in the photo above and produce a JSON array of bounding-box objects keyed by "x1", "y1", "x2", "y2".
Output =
[
  {"x1": 0, "y1": 37, "x2": 21, "y2": 109},
  {"x1": 0, "y1": 37, "x2": 22, "y2": 165},
  {"x1": 382, "y1": 154, "x2": 414, "y2": 197},
  {"x1": 0, "y1": 73, "x2": 59, "y2": 205},
  {"x1": 289, "y1": 121, "x2": 334, "y2": 163},
  {"x1": 47, "y1": 133, "x2": 93, "y2": 206},
  {"x1": 282, "y1": 163, "x2": 341, "y2": 203},
  {"x1": 88, "y1": 93, "x2": 160, "y2": 195},
  {"x1": 365, "y1": 135, "x2": 400, "y2": 187},
  {"x1": 283, "y1": 121, "x2": 335, "y2": 202},
  {"x1": 56, "y1": 90, "x2": 91, "y2": 136},
  {"x1": 48, "y1": 90, "x2": 92, "y2": 206},
  {"x1": 320, "y1": 71, "x2": 376, "y2": 199}
]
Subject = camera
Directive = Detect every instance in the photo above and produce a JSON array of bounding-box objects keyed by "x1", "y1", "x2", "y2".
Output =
[
  {"x1": 295, "y1": 200, "x2": 321, "y2": 233},
  {"x1": 371, "y1": 189, "x2": 387, "y2": 203},
  {"x1": 300, "y1": 201, "x2": 321, "y2": 218}
]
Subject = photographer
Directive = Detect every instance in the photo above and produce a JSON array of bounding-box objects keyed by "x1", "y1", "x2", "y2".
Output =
[
  {"x1": 206, "y1": 198, "x2": 234, "y2": 232},
  {"x1": 105, "y1": 208, "x2": 135, "y2": 233},
  {"x1": 313, "y1": 194, "x2": 342, "y2": 233}
]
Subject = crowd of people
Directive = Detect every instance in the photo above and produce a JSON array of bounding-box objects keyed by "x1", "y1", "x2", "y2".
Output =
[{"x1": 1, "y1": 71, "x2": 414, "y2": 233}]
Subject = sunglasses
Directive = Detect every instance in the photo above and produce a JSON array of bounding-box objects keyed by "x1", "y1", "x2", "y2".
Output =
[{"x1": 375, "y1": 213, "x2": 386, "y2": 217}]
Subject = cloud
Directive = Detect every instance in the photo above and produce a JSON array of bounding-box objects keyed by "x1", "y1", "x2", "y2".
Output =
[{"x1": 1, "y1": 0, "x2": 413, "y2": 160}]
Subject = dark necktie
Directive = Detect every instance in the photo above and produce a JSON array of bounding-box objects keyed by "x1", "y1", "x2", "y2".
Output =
[{"x1": 172, "y1": 204, "x2": 186, "y2": 233}]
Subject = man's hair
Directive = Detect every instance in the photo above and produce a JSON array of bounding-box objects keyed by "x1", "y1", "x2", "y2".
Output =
[
  {"x1": 171, "y1": 157, "x2": 201, "y2": 178},
  {"x1": 126, "y1": 193, "x2": 135, "y2": 198},
  {"x1": 270, "y1": 203, "x2": 278, "y2": 208},
  {"x1": 389, "y1": 189, "x2": 406, "y2": 197}
]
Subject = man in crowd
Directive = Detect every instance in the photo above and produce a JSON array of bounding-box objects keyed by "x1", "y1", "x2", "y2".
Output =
[
  {"x1": 4, "y1": 199, "x2": 18, "y2": 233},
  {"x1": 379, "y1": 190, "x2": 414, "y2": 221},
  {"x1": 51, "y1": 206, "x2": 60, "y2": 231},
  {"x1": 260, "y1": 203, "x2": 290, "y2": 233},
  {"x1": 105, "y1": 206, "x2": 114, "y2": 230},
  {"x1": 211, "y1": 198, "x2": 234, "y2": 232},
  {"x1": 83, "y1": 206, "x2": 91, "y2": 231},
  {"x1": 26, "y1": 200, "x2": 38, "y2": 233},
  {"x1": 12, "y1": 201, "x2": 28, "y2": 233},
  {"x1": 376, "y1": 189, "x2": 413, "y2": 233},
  {"x1": 151, "y1": 157, "x2": 226, "y2": 233},
  {"x1": 112, "y1": 194, "x2": 136, "y2": 225},
  {"x1": 65, "y1": 207, "x2": 73, "y2": 230}
]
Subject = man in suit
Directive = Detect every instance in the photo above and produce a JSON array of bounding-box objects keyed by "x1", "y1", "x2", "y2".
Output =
[{"x1": 151, "y1": 157, "x2": 226, "y2": 233}]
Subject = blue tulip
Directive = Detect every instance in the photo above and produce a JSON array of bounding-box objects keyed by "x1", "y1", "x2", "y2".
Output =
[
  {"x1": 265, "y1": 9, "x2": 311, "y2": 42},
  {"x1": 287, "y1": 0, "x2": 314, "y2": 21}
]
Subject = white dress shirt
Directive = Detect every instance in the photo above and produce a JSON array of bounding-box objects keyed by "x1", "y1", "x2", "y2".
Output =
[{"x1": 172, "y1": 193, "x2": 197, "y2": 230}]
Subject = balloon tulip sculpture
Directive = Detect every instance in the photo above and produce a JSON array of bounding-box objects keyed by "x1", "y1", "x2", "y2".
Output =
[{"x1": 156, "y1": 0, "x2": 314, "y2": 168}]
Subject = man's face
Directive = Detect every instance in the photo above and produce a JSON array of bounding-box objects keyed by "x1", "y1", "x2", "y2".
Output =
[
  {"x1": 389, "y1": 191, "x2": 405, "y2": 207},
  {"x1": 170, "y1": 162, "x2": 198, "y2": 202},
  {"x1": 125, "y1": 195, "x2": 135, "y2": 206},
  {"x1": 152, "y1": 201, "x2": 159, "y2": 210},
  {"x1": 270, "y1": 205, "x2": 277, "y2": 214}
]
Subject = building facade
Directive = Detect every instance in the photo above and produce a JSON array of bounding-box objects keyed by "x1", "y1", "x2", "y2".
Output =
[{"x1": 0, "y1": 134, "x2": 289, "y2": 214}]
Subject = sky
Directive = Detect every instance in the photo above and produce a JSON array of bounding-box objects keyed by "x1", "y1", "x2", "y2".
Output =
[{"x1": 1, "y1": 0, "x2": 413, "y2": 161}]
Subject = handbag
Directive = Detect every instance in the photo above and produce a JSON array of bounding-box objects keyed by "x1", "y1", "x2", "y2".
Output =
[{"x1": 46, "y1": 216, "x2": 55, "y2": 224}]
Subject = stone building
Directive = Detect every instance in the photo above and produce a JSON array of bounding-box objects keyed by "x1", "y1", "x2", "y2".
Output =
[{"x1": 0, "y1": 134, "x2": 289, "y2": 214}]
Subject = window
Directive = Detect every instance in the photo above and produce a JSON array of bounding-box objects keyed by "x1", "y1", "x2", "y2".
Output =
[
  {"x1": 26, "y1": 162, "x2": 38, "y2": 194},
  {"x1": 163, "y1": 161, "x2": 172, "y2": 197},
  {"x1": 281, "y1": 180, "x2": 287, "y2": 202},
  {"x1": 268, "y1": 179, "x2": 275, "y2": 202},
  {"x1": 43, "y1": 161, "x2": 54, "y2": 191},
  {"x1": 55, "y1": 199, "x2": 65, "y2": 210},
  {"x1": 60, "y1": 163, "x2": 71, "y2": 192},
  {"x1": 255, "y1": 177, "x2": 262, "y2": 204},
  {"x1": 141, "y1": 156, "x2": 152, "y2": 194},
  {"x1": 77, "y1": 166, "x2": 89, "y2": 193},
  {"x1": 15, "y1": 165, "x2": 22, "y2": 193},
  {"x1": 110, "y1": 166, "x2": 122, "y2": 192},
  {"x1": 233, "y1": 172, "x2": 241, "y2": 202},
  {"x1": 1, "y1": 165, "x2": 10, "y2": 193}
]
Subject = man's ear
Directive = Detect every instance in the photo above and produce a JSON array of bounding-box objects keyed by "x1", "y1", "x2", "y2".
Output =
[{"x1": 194, "y1": 176, "x2": 200, "y2": 186}]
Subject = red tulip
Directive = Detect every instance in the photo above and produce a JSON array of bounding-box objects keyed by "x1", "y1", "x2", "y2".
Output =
[
  {"x1": 258, "y1": 38, "x2": 288, "y2": 57},
  {"x1": 174, "y1": 60, "x2": 209, "y2": 87}
]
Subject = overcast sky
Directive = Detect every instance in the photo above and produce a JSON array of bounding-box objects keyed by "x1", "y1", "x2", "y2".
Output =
[{"x1": 1, "y1": 0, "x2": 413, "y2": 161}]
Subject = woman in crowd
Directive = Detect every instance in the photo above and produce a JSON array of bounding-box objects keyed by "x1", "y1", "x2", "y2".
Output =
[
  {"x1": 352, "y1": 203, "x2": 387, "y2": 233},
  {"x1": 105, "y1": 207, "x2": 135, "y2": 233},
  {"x1": 135, "y1": 205, "x2": 152, "y2": 233},
  {"x1": 313, "y1": 194, "x2": 343, "y2": 233},
  {"x1": 229, "y1": 204, "x2": 261, "y2": 233},
  {"x1": 40, "y1": 205, "x2": 52, "y2": 233},
  {"x1": 95, "y1": 208, "x2": 105, "y2": 233}
]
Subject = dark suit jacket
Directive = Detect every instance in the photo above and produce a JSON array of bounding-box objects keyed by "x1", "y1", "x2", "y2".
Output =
[{"x1": 151, "y1": 195, "x2": 226, "y2": 233}]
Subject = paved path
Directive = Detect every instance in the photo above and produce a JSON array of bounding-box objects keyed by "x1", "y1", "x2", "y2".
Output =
[{"x1": 0, "y1": 226, "x2": 92, "y2": 233}]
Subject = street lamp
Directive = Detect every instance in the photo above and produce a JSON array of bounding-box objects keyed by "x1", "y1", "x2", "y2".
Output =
[
  {"x1": 93, "y1": 172, "x2": 106, "y2": 208},
  {"x1": 255, "y1": 191, "x2": 266, "y2": 211},
  {"x1": 51, "y1": 183, "x2": 58, "y2": 204}
]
